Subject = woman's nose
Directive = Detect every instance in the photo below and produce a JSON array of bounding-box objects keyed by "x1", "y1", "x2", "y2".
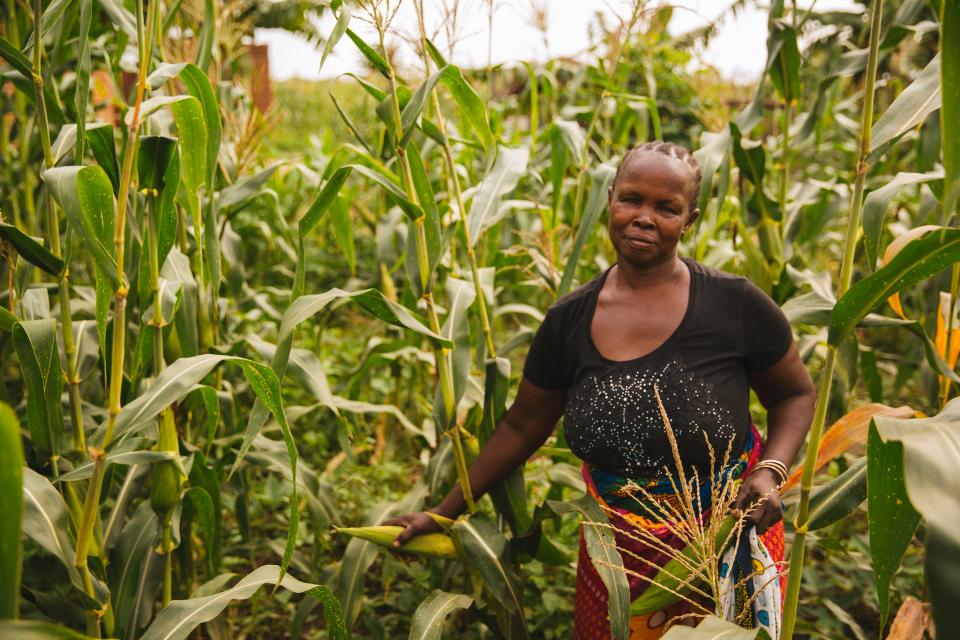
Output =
[{"x1": 631, "y1": 207, "x2": 655, "y2": 227}]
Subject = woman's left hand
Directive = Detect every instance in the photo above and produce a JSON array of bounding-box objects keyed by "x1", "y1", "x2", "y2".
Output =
[{"x1": 732, "y1": 468, "x2": 782, "y2": 534}]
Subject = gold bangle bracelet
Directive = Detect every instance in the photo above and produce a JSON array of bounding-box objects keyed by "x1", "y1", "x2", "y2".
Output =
[{"x1": 751, "y1": 460, "x2": 788, "y2": 487}]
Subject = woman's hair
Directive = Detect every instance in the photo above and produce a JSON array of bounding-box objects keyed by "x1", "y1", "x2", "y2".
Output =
[{"x1": 614, "y1": 141, "x2": 702, "y2": 212}]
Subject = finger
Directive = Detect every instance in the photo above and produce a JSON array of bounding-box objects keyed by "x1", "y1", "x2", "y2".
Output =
[{"x1": 392, "y1": 524, "x2": 416, "y2": 548}]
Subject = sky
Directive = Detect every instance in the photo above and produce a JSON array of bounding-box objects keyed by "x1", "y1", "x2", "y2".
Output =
[{"x1": 254, "y1": 0, "x2": 859, "y2": 83}]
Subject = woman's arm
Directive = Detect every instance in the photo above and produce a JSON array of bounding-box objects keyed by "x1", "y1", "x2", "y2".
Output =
[
  {"x1": 387, "y1": 378, "x2": 566, "y2": 545},
  {"x1": 734, "y1": 342, "x2": 816, "y2": 532}
]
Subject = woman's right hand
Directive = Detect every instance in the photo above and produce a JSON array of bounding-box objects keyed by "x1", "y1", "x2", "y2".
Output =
[{"x1": 383, "y1": 511, "x2": 444, "y2": 548}]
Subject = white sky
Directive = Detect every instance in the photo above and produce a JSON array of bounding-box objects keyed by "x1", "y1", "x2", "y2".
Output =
[{"x1": 255, "y1": 0, "x2": 859, "y2": 82}]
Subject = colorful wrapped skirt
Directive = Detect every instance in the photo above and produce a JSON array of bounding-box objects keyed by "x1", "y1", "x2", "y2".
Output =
[{"x1": 573, "y1": 425, "x2": 786, "y2": 639}]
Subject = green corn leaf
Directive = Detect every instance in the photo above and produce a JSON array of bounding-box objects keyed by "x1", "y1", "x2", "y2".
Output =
[
  {"x1": 183, "y1": 486, "x2": 216, "y2": 572},
  {"x1": 139, "y1": 565, "x2": 347, "y2": 640},
  {"x1": 330, "y1": 196, "x2": 355, "y2": 275},
  {"x1": 148, "y1": 63, "x2": 222, "y2": 182},
  {"x1": 867, "y1": 421, "x2": 920, "y2": 628},
  {"x1": 408, "y1": 590, "x2": 473, "y2": 640},
  {"x1": 178, "y1": 64, "x2": 222, "y2": 188},
  {"x1": 22, "y1": 468, "x2": 109, "y2": 605},
  {"x1": 0, "y1": 620, "x2": 103, "y2": 639},
  {"x1": 49, "y1": 122, "x2": 116, "y2": 182},
  {"x1": 829, "y1": 226, "x2": 960, "y2": 345},
  {"x1": 0, "y1": 308, "x2": 14, "y2": 333},
  {"x1": 345, "y1": 28, "x2": 391, "y2": 79},
  {"x1": 660, "y1": 616, "x2": 772, "y2": 639},
  {"x1": 452, "y1": 513, "x2": 525, "y2": 620},
  {"x1": 109, "y1": 502, "x2": 160, "y2": 640},
  {"x1": 0, "y1": 223, "x2": 63, "y2": 276},
  {"x1": 559, "y1": 162, "x2": 617, "y2": 296},
  {"x1": 301, "y1": 166, "x2": 353, "y2": 236},
  {"x1": 466, "y1": 146, "x2": 530, "y2": 247},
  {"x1": 351, "y1": 163, "x2": 422, "y2": 219},
  {"x1": 194, "y1": 0, "x2": 215, "y2": 71},
  {"x1": 95, "y1": 0, "x2": 137, "y2": 38},
  {"x1": 74, "y1": 0, "x2": 93, "y2": 161},
  {"x1": 342, "y1": 72, "x2": 387, "y2": 101},
  {"x1": 424, "y1": 38, "x2": 448, "y2": 68},
  {"x1": 925, "y1": 528, "x2": 960, "y2": 640},
  {"x1": 871, "y1": 53, "x2": 941, "y2": 153},
  {"x1": 137, "y1": 136, "x2": 178, "y2": 192},
  {"x1": 217, "y1": 164, "x2": 281, "y2": 210},
  {"x1": 278, "y1": 289, "x2": 451, "y2": 347},
  {"x1": 943, "y1": 1, "x2": 960, "y2": 219},
  {"x1": 432, "y1": 277, "x2": 475, "y2": 429},
  {"x1": 57, "y1": 449, "x2": 182, "y2": 482},
  {"x1": 320, "y1": 4, "x2": 351, "y2": 72},
  {"x1": 0, "y1": 35, "x2": 32, "y2": 76},
  {"x1": 481, "y1": 357, "x2": 532, "y2": 535},
  {"x1": 231, "y1": 286, "x2": 448, "y2": 486},
  {"x1": 768, "y1": 20, "x2": 801, "y2": 103},
  {"x1": 862, "y1": 171, "x2": 943, "y2": 269},
  {"x1": 12, "y1": 320, "x2": 63, "y2": 464},
  {"x1": 807, "y1": 457, "x2": 867, "y2": 531},
  {"x1": 245, "y1": 334, "x2": 337, "y2": 413},
  {"x1": 552, "y1": 120, "x2": 586, "y2": 163},
  {"x1": 104, "y1": 353, "x2": 300, "y2": 582},
  {"x1": 162, "y1": 248, "x2": 200, "y2": 357},
  {"x1": 42, "y1": 165, "x2": 118, "y2": 287},
  {"x1": 403, "y1": 144, "x2": 442, "y2": 296},
  {"x1": 329, "y1": 91, "x2": 374, "y2": 154},
  {"x1": 0, "y1": 35, "x2": 64, "y2": 124},
  {"x1": 188, "y1": 452, "x2": 222, "y2": 572},
  {"x1": 170, "y1": 97, "x2": 208, "y2": 205},
  {"x1": 735, "y1": 0, "x2": 786, "y2": 131},
  {"x1": 873, "y1": 398, "x2": 960, "y2": 635},
  {"x1": 110, "y1": 355, "x2": 276, "y2": 441},
  {"x1": 694, "y1": 129, "x2": 731, "y2": 215},
  {"x1": 547, "y1": 497, "x2": 630, "y2": 639},
  {"x1": 0, "y1": 403, "x2": 23, "y2": 620},
  {"x1": 401, "y1": 66, "x2": 495, "y2": 159},
  {"x1": 86, "y1": 124, "x2": 120, "y2": 192}
]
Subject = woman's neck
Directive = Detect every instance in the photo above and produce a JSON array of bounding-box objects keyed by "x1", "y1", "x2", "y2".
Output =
[{"x1": 612, "y1": 255, "x2": 686, "y2": 292}]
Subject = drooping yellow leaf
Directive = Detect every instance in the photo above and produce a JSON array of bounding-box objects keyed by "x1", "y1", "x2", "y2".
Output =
[{"x1": 783, "y1": 403, "x2": 918, "y2": 491}]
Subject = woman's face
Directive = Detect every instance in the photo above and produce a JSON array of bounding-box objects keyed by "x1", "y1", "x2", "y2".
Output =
[{"x1": 607, "y1": 151, "x2": 699, "y2": 269}]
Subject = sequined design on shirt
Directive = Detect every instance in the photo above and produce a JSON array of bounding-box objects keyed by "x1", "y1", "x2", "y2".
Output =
[{"x1": 563, "y1": 356, "x2": 734, "y2": 477}]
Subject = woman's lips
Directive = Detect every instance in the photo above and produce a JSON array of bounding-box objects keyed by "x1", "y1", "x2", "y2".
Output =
[{"x1": 625, "y1": 235, "x2": 656, "y2": 248}]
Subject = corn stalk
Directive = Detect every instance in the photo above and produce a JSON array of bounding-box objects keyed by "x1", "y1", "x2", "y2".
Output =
[
  {"x1": 30, "y1": 0, "x2": 85, "y2": 455},
  {"x1": 376, "y1": 23, "x2": 475, "y2": 512},
  {"x1": 73, "y1": 0, "x2": 159, "y2": 631},
  {"x1": 780, "y1": 1, "x2": 883, "y2": 636},
  {"x1": 412, "y1": 4, "x2": 497, "y2": 360}
]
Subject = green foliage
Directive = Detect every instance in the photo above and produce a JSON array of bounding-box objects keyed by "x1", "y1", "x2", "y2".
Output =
[{"x1": 0, "y1": 0, "x2": 955, "y2": 637}]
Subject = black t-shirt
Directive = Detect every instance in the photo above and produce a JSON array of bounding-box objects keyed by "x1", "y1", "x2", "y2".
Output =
[{"x1": 522, "y1": 257, "x2": 794, "y2": 478}]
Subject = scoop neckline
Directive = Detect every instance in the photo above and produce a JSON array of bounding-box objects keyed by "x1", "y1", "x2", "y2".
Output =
[{"x1": 586, "y1": 257, "x2": 699, "y2": 365}]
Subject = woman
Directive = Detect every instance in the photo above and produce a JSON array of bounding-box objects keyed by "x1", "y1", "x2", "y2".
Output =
[{"x1": 387, "y1": 141, "x2": 816, "y2": 638}]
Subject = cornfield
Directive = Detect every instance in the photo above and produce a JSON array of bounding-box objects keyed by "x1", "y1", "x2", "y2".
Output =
[{"x1": 0, "y1": 0, "x2": 957, "y2": 638}]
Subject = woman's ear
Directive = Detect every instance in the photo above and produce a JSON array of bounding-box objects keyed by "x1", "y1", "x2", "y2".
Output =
[{"x1": 684, "y1": 207, "x2": 701, "y2": 232}]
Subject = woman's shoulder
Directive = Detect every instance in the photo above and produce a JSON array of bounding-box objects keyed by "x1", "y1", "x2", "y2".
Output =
[
  {"x1": 683, "y1": 257, "x2": 751, "y2": 291},
  {"x1": 548, "y1": 268, "x2": 609, "y2": 312}
]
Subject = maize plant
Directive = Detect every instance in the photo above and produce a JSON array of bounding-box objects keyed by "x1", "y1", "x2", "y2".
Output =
[{"x1": 1, "y1": 0, "x2": 959, "y2": 638}]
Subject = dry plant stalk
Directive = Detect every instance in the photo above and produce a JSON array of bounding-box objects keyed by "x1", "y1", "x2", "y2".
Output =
[{"x1": 588, "y1": 384, "x2": 786, "y2": 627}]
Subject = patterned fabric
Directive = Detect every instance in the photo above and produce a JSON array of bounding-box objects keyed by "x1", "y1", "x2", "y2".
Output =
[
  {"x1": 719, "y1": 526, "x2": 782, "y2": 639},
  {"x1": 574, "y1": 425, "x2": 787, "y2": 639}
]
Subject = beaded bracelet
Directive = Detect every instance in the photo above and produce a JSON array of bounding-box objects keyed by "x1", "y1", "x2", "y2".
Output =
[{"x1": 750, "y1": 459, "x2": 789, "y2": 488}]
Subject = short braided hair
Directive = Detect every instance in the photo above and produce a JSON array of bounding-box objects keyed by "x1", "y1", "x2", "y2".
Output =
[{"x1": 614, "y1": 141, "x2": 702, "y2": 213}]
